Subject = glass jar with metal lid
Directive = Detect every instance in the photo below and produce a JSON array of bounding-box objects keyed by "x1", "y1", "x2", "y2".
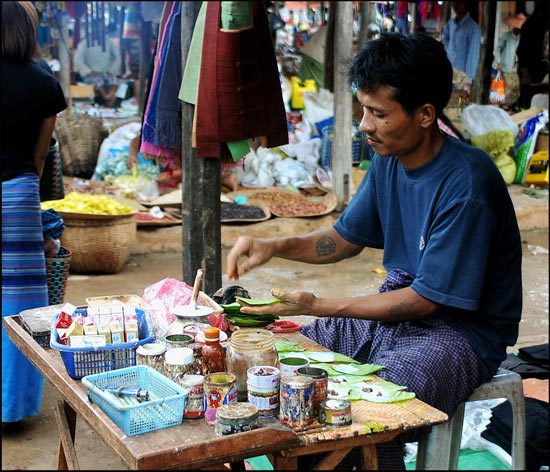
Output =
[{"x1": 226, "y1": 328, "x2": 279, "y2": 402}]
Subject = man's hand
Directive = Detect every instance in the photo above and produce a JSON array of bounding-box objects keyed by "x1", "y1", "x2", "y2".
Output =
[
  {"x1": 126, "y1": 154, "x2": 138, "y2": 169},
  {"x1": 238, "y1": 288, "x2": 318, "y2": 316},
  {"x1": 226, "y1": 236, "x2": 276, "y2": 280}
]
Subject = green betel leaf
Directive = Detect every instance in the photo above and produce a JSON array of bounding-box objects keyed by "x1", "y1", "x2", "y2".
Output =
[
  {"x1": 333, "y1": 363, "x2": 384, "y2": 376},
  {"x1": 353, "y1": 381, "x2": 416, "y2": 403},
  {"x1": 235, "y1": 296, "x2": 281, "y2": 306},
  {"x1": 275, "y1": 341, "x2": 305, "y2": 352},
  {"x1": 305, "y1": 351, "x2": 360, "y2": 364},
  {"x1": 221, "y1": 302, "x2": 242, "y2": 314}
]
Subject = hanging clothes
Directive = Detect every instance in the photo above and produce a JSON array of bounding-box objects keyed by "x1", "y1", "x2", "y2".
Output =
[
  {"x1": 140, "y1": 1, "x2": 181, "y2": 166},
  {"x1": 195, "y1": 1, "x2": 288, "y2": 158}
]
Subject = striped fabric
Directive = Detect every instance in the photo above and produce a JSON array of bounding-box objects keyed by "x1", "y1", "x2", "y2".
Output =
[
  {"x1": 301, "y1": 269, "x2": 491, "y2": 469},
  {"x1": 2, "y1": 173, "x2": 48, "y2": 423}
]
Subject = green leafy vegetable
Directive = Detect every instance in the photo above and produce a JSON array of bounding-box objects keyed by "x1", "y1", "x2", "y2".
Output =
[{"x1": 235, "y1": 296, "x2": 282, "y2": 306}]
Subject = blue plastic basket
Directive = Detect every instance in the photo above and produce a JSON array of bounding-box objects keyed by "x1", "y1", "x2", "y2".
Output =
[
  {"x1": 321, "y1": 124, "x2": 374, "y2": 169},
  {"x1": 50, "y1": 308, "x2": 154, "y2": 379},
  {"x1": 82, "y1": 365, "x2": 188, "y2": 436}
]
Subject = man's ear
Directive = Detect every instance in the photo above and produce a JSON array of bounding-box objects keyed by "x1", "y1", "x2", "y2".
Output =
[{"x1": 418, "y1": 104, "x2": 437, "y2": 129}]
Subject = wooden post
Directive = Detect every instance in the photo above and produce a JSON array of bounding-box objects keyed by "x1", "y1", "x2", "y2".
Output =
[
  {"x1": 473, "y1": 1, "x2": 496, "y2": 105},
  {"x1": 58, "y1": 10, "x2": 72, "y2": 114},
  {"x1": 181, "y1": 2, "x2": 222, "y2": 294},
  {"x1": 138, "y1": 18, "x2": 152, "y2": 116},
  {"x1": 331, "y1": 1, "x2": 353, "y2": 211},
  {"x1": 358, "y1": 2, "x2": 369, "y2": 48}
]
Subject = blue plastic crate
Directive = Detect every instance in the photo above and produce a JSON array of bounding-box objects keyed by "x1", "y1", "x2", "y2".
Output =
[
  {"x1": 50, "y1": 308, "x2": 154, "y2": 379},
  {"x1": 82, "y1": 365, "x2": 188, "y2": 436},
  {"x1": 321, "y1": 124, "x2": 374, "y2": 170}
]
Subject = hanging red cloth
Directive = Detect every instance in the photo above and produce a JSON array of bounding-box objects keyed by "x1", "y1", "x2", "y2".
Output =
[{"x1": 196, "y1": 1, "x2": 288, "y2": 158}]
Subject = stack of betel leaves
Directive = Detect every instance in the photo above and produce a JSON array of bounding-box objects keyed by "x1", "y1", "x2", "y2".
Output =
[{"x1": 220, "y1": 296, "x2": 280, "y2": 327}]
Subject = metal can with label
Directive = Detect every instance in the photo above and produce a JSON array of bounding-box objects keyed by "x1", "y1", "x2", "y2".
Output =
[
  {"x1": 319, "y1": 399, "x2": 352, "y2": 427},
  {"x1": 297, "y1": 366, "x2": 328, "y2": 416},
  {"x1": 247, "y1": 365, "x2": 280, "y2": 418},
  {"x1": 279, "y1": 375, "x2": 314, "y2": 428},
  {"x1": 215, "y1": 402, "x2": 259, "y2": 436}
]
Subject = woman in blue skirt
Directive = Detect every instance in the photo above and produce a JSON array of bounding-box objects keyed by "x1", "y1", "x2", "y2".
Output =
[{"x1": 2, "y1": 1, "x2": 67, "y2": 425}]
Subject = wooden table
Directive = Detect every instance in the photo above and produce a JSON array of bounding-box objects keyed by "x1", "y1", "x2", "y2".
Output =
[{"x1": 4, "y1": 315, "x2": 448, "y2": 470}]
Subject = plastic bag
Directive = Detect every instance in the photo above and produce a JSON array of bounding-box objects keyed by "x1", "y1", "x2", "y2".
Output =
[
  {"x1": 461, "y1": 104, "x2": 518, "y2": 138},
  {"x1": 489, "y1": 72, "x2": 506, "y2": 105},
  {"x1": 303, "y1": 89, "x2": 334, "y2": 134},
  {"x1": 513, "y1": 110, "x2": 549, "y2": 184},
  {"x1": 141, "y1": 277, "x2": 222, "y2": 339},
  {"x1": 470, "y1": 130, "x2": 516, "y2": 184}
]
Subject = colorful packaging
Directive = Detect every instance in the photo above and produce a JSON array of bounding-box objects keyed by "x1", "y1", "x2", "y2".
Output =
[{"x1": 514, "y1": 111, "x2": 549, "y2": 184}]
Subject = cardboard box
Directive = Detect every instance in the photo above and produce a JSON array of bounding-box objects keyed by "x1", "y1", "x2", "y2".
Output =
[{"x1": 70, "y1": 84, "x2": 94, "y2": 100}]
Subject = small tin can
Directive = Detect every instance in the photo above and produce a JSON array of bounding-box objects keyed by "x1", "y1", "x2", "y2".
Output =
[
  {"x1": 182, "y1": 374, "x2": 205, "y2": 419},
  {"x1": 163, "y1": 333, "x2": 194, "y2": 350},
  {"x1": 203, "y1": 372, "x2": 238, "y2": 425},
  {"x1": 319, "y1": 399, "x2": 352, "y2": 427},
  {"x1": 247, "y1": 365, "x2": 280, "y2": 418},
  {"x1": 297, "y1": 366, "x2": 328, "y2": 416},
  {"x1": 279, "y1": 375, "x2": 315, "y2": 428},
  {"x1": 215, "y1": 402, "x2": 259, "y2": 436}
]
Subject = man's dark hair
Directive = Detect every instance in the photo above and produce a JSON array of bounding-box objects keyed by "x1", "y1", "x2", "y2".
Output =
[{"x1": 347, "y1": 32, "x2": 453, "y2": 115}]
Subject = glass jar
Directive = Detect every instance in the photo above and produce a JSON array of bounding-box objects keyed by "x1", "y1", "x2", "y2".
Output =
[
  {"x1": 226, "y1": 329, "x2": 279, "y2": 402},
  {"x1": 136, "y1": 342, "x2": 166, "y2": 375}
]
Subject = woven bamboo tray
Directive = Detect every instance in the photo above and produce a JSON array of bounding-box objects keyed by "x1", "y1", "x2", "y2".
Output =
[{"x1": 60, "y1": 212, "x2": 136, "y2": 274}]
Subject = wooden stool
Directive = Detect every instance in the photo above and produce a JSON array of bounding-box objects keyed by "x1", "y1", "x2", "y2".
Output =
[{"x1": 416, "y1": 368, "x2": 526, "y2": 470}]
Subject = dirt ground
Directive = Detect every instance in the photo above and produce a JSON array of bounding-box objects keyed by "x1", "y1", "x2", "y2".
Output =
[{"x1": 2, "y1": 198, "x2": 548, "y2": 470}]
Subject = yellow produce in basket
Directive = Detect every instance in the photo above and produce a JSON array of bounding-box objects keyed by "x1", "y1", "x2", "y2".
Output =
[{"x1": 41, "y1": 192, "x2": 134, "y2": 216}]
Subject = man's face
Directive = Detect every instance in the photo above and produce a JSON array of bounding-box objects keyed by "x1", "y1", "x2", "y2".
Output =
[
  {"x1": 357, "y1": 87, "x2": 423, "y2": 159},
  {"x1": 451, "y1": 0, "x2": 468, "y2": 17}
]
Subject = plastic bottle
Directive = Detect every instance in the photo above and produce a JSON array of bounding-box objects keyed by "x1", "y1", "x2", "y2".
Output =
[{"x1": 201, "y1": 327, "x2": 226, "y2": 374}]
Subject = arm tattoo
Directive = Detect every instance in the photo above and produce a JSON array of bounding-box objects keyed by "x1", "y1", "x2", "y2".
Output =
[
  {"x1": 316, "y1": 235, "x2": 336, "y2": 256},
  {"x1": 390, "y1": 300, "x2": 417, "y2": 318}
]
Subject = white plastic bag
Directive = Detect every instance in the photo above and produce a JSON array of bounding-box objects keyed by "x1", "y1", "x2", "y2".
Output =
[
  {"x1": 461, "y1": 104, "x2": 518, "y2": 138},
  {"x1": 303, "y1": 89, "x2": 334, "y2": 125}
]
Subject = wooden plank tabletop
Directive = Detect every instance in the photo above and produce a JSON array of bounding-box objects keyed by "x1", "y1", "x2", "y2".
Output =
[
  {"x1": 3, "y1": 315, "x2": 298, "y2": 470},
  {"x1": 4, "y1": 315, "x2": 448, "y2": 470}
]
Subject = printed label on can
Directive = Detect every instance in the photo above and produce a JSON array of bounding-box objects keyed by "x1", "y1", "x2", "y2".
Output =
[
  {"x1": 203, "y1": 373, "x2": 238, "y2": 425},
  {"x1": 183, "y1": 380, "x2": 204, "y2": 419},
  {"x1": 279, "y1": 376, "x2": 314, "y2": 428},
  {"x1": 319, "y1": 399, "x2": 352, "y2": 427}
]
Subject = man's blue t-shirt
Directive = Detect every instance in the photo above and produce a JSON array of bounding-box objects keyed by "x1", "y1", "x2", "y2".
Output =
[{"x1": 334, "y1": 135, "x2": 522, "y2": 374}]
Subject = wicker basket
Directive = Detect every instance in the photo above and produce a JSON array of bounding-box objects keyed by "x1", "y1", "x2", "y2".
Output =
[
  {"x1": 54, "y1": 113, "x2": 109, "y2": 179},
  {"x1": 45, "y1": 246, "x2": 72, "y2": 305},
  {"x1": 59, "y1": 212, "x2": 137, "y2": 274}
]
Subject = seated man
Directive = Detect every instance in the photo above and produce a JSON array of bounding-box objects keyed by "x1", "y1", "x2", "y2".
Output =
[
  {"x1": 73, "y1": 32, "x2": 123, "y2": 107},
  {"x1": 226, "y1": 32, "x2": 522, "y2": 469}
]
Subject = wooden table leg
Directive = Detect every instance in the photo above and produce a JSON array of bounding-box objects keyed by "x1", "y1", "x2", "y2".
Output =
[
  {"x1": 55, "y1": 399, "x2": 80, "y2": 470},
  {"x1": 271, "y1": 453, "x2": 298, "y2": 470},
  {"x1": 361, "y1": 444, "x2": 378, "y2": 470},
  {"x1": 313, "y1": 447, "x2": 354, "y2": 470}
]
